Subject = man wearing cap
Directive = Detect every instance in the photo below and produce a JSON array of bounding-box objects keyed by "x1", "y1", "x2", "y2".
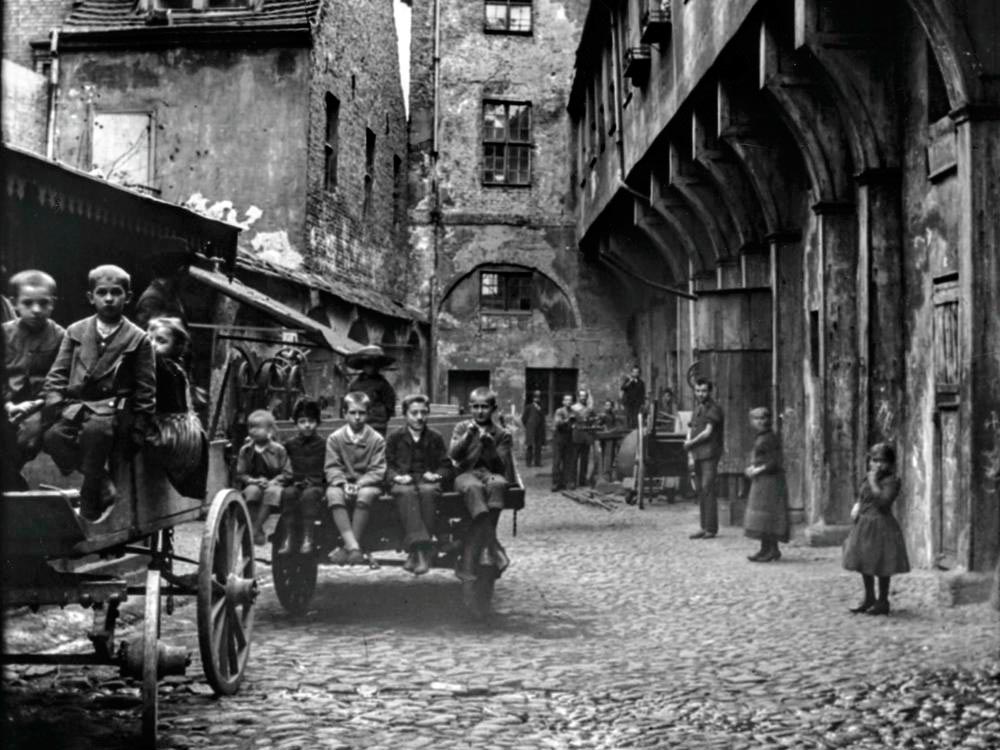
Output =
[{"x1": 345, "y1": 344, "x2": 397, "y2": 435}]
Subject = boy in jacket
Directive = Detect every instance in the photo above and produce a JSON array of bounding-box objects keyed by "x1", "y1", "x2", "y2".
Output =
[
  {"x1": 386, "y1": 394, "x2": 453, "y2": 575},
  {"x1": 4, "y1": 270, "x2": 65, "y2": 475},
  {"x1": 325, "y1": 391, "x2": 386, "y2": 565},
  {"x1": 235, "y1": 408, "x2": 291, "y2": 546},
  {"x1": 42, "y1": 265, "x2": 155, "y2": 520}
]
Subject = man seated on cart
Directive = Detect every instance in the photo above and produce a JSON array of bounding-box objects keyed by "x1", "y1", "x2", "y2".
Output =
[
  {"x1": 448, "y1": 387, "x2": 516, "y2": 607},
  {"x1": 386, "y1": 393, "x2": 453, "y2": 575},
  {"x1": 42, "y1": 265, "x2": 156, "y2": 520},
  {"x1": 325, "y1": 391, "x2": 386, "y2": 566}
]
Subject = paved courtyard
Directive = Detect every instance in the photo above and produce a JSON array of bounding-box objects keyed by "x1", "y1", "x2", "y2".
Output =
[{"x1": 4, "y1": 467, "x2": 999, "y2": 749}]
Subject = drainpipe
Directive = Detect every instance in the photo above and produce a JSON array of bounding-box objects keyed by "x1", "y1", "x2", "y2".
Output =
[
  {"x1": 45, "y1": 29, "x2": 60, "y2": 160},
  {"x1": 426, "y1": 0, "x2": 442, "y2": 401}
]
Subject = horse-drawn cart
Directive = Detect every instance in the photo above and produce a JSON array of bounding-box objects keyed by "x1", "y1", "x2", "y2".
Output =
[{"x1": 1, "y1": 441, "x2": 258, "y2": 748}]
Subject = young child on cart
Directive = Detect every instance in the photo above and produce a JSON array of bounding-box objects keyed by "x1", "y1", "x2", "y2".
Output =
[
  {"x1": 448, "y1": 387, "x2": 515, "y2": 611},
  {"x1": 147, "y1": 316, "x2": 208, "y2": 499},
  {"x1": 325, "y1": 391, "x2": 387, "y2": 566},
  {"x1": 3, "y1": 270, "x2": 65, "y2": 481},
  {"x1": 386, "y1": 394, "x2": 453, "y2": 575},
  {"x1": 42, "y1": 265, "x2": 155, "y2": 520},
  {"x1": 235, "y1": 408, "x2": 291, "y2": 546},
  {"x1": 278, "y1": 398, "x2": 325, "y2": 556}
]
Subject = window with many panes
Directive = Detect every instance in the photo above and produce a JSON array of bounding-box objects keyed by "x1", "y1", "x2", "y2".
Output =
[
  {"x1": 484, "y1": 0, "x2": 532, "y2": 33},
  {"x1": 480, "y1": 270, "x2": 532, "y2": 312},
  {"x1": 482, "y1": 101, "x2": 532, "y2": 186}
]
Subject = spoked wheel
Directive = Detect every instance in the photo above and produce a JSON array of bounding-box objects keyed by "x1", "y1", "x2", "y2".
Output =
[
  {"x1": 197, "y1": 489, "x2": 258, "y2": 695},
  {"x1": 141, "y1": 568, "x2": 162, "y2": 749},
  {"x1": 271, "y1": 513, "x2": 318, "y2": 616}
]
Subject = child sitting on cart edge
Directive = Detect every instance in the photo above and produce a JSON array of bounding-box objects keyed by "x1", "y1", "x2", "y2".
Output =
[
  {"x1": 236, "y1": 408, "x2": 291, "y2": 546},
  {"x1": 278, "y1": 398, "x2": 325, "y2": 556},
  {"x1": 42, "y1": 265, "x2": 156, "y2": 521},
  {"x1": 325, "y1": 391, "x2": 387, "y2": 566},
  {"x1": 448, "y1": 387, "x2": 515, "y2": 615},
  {"x1": 3, "y1": 270, "x2": 66, "y2": 482}
]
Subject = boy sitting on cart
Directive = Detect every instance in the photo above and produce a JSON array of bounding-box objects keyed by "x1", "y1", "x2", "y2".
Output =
[
  {"x1": 448, "y1": 387, "x2": 515, "y2": 609},
  {"x1": 236, "y1": 408, "x2": 292, "y2": 545},
  {"x1": 278, "y1": 398, "x2": 325, "y2": 555},
  {"x1": 42, "y1": 265, "x2": 155, "y2": 520},
  {"x1": 3, "y1": 270, "x2": 65, "y2": 481},
  {"x1": 325, "y1": 391, "x2": 386, "y2": 566},
  {"x1": 386, "y1": 394, "x2": 453, "y2": 575}
]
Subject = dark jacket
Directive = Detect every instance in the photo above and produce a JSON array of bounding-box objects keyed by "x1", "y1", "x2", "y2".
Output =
[
  {"x1": 3, "y1": 318, "x2": 65, "y2": 405},
  {"x1": 153, "y1": 354, "x2": 189, "y2": 414},
  {"x1": 386, "y1": 427, "x2": 453, "y2": 485},
  {"x1": 522, "y1": 402, "x2": 545, "y2": 444},
  {"x1": 448, "y1": 419, "x2": 516, "y2": 483},
  {"x1": 235, "y1": 439, "x2": 291, "y2": 488},
  {"x1": 688, "y1": 398, "x2": 724, "y2": 461},
  {"x1": 43, "y1": 315, "x2": 155, "y2": 423},
  {"x1": 283, "y1": 432, "x2": 326, "y2": 485}
]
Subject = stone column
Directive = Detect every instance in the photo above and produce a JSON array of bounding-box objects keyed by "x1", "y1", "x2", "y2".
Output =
[{"x1": 806, "y1": 202, "x2": 860, "y2": 544}]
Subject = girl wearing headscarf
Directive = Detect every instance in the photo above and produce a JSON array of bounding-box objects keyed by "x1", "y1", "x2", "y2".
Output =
[{"x1": 743, "y1": 407, "x2": 789, "y2": 562}]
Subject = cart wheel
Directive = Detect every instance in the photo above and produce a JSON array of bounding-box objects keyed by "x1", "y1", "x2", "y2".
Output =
[
  {"x1": 271, "y1": 514, "x2": 318, "y2": 616},
  {"x1": 142, "y1": 568, "x2": 161, "y2": 749},
  {"x1": 197, "y1": 489, "x2": 257, "y2": 696}
]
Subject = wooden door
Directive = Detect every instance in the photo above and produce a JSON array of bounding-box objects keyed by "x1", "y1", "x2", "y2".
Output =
[
  {"x1": 932, "y1": 278, "x2": 961, "y2": 568},
  {"x1": 693, "y1": 289, "x2": 772, "y2": 475}
]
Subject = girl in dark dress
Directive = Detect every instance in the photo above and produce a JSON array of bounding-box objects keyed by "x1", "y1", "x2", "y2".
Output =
[
  {"x1": 147, "y1": 317, "x2": 208, "y2": 498},
  {"x1": 743, "y1": 407, "x2": 790, "y2": 562},
  {"x1": 842, "y1": 443, "x2": 910, "y2": 615}
]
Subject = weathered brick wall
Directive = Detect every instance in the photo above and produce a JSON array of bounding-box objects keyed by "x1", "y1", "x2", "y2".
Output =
[
  {"x1": 304, "y1": 0, "x2": 409, "y2": 302},
  {"x1": 408, "y1": 0, "x2": 634, "y2": 408},
  {"x1": 55, "y1": 46, "x2": 311, "y2": 253},
  {"x1": 1, "y1": 60, "x2": 47, "y2": 154},
  {"x1": 2, "y1": 0, "x2": 74, "y2": 67}
]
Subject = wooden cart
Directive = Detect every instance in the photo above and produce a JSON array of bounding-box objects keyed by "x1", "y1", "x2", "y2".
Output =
[
  {"x1": 1, "y1": 441, "x2": 257, "y2": 748},
  {"x1": 270, "y1": 485, "x2": 525, "y2": 619}
]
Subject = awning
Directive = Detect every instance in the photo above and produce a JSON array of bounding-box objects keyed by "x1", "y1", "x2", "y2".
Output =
[{"x1": 187, "y1": 265, "x2": 364, "y2": 355}]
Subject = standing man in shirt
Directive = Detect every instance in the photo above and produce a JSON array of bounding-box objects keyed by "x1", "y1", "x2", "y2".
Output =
[
  {"x1": 620, "y1": 365, "x2": 646, "y2": 430},
  {"x1": 684, "y1": 379, "x2": 724, "y2": 539}
]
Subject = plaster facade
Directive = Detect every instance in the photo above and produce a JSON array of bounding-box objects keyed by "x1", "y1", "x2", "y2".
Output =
[{"x1": 408, "y1": 0, "x2": 636, "y2": 414}]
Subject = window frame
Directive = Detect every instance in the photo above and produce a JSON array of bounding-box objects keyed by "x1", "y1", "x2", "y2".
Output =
[
  {"x1": 323, "y1": 93, "x2": 340, "y2": 192},
  {"x1": 481, "y1": 100, "x2": 533, "y2": 187},
  {"x1": 479, "y1": 269, "x2": 533, "y2": 314},
  {"x1": 88, "y1": 107, "x2": 157, "y2": 193},
  {"x1": 483, "y1": 0, "x2": 533, "y2": 35}
]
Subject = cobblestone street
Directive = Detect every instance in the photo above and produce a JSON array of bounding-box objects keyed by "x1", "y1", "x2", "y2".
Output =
[{"x1": 5, "y1": 469, "x2": 999, "y2": 749}]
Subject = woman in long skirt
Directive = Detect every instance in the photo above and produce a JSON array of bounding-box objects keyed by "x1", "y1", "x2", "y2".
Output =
[{"x1": 743, "y1": 407, "x2": 790, "y2": 562}]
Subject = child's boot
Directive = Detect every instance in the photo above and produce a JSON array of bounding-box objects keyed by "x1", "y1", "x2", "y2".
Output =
[
  {"x1": 850, "y1": 575, "x2": 877, "y2": 613},
  {"x1": 868, "y1": 577, "x2": 891, "y2": 616},
  {"x1": 276, "y1": 516, "x2": 298, "y2": 556}
]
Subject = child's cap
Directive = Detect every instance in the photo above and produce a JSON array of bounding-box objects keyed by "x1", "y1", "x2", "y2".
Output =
[
  {"x1": 749, "y1": 406, "x2": 771, "y2": 419},
  {"x1": 292, "y1": 398, "x2": 322, "y2": 424},
  {"x1": 869, "y1": 442, "x2": 896, "y2": 463}
]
